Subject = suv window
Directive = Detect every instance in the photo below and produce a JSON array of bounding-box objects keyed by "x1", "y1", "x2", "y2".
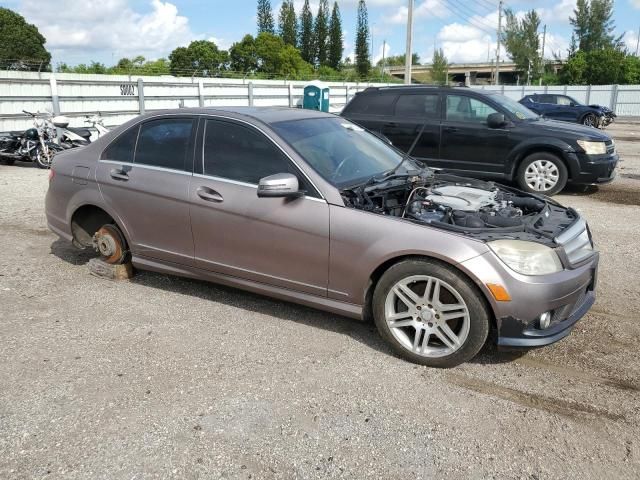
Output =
[
  {"x1": 344, "y1": 93, "x2": 396, "y2": 115},
  {"x1": 135, "y1": 118, "x2": 194, "y2": 171},
  {"x1": 556, "y1": 95, "x2": 573, "y2": 106},
  {"x1": 538, "y1": 94, "x2": 556, "y2": 104},
  {"x1": 394, "y1": 94, "x2": 439, "y2": 118},
  {"x1": 203, "y1": 119, "x2": 318, "y2": 196},
  {"x1": 446, "y1": 95, "x2": 498, "y2": 123},
  {"x1": 102, "y1": 125, "x2": 139, "y2": 163}
]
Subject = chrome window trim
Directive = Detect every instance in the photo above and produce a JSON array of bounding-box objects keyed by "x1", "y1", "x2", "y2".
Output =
[
  {"x1": 200, "y1": 114, "x2": 326, "y2": 201},
  {"x1": 99, "y1": 159, "x2": 193, "y2": 176},
  {"x1": 192, "y1": 173, "x2": 326, "y2": 203}
]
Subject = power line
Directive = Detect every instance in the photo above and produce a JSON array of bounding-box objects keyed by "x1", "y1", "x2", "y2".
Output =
[
  {"x1": 448, "y1": 0, "x2": 496, "y2": 22},
  {"x1": 439, "y1": 1, "x2": 496, "y2": 35}
]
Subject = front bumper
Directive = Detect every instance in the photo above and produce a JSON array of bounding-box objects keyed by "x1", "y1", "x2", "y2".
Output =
[
  {"x1": 459, "y1": 249, "x2": 599, "y2": 348},
  {"x1": 568, "y1": 151, "x2": 618, "y2": 184}
]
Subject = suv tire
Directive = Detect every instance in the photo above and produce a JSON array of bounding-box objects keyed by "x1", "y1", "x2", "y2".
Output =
[
  {"x1": 372, "y1": 259, "x2": 490, "y2": 368},
  {"x1": 517, "y1": 152, "x2": 568, "y2": 196}
]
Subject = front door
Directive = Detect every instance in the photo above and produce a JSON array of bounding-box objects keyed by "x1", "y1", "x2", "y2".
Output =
[
  {"x1": 96, "y1": 117, "x2": 196, "y2": 265},
  {"x1": 189, "y1": 118, "x2": 329, "y2": 297},
  {"x1": 381, "y1": 92, "x2": 441, "y2": 166},
  {"x1": 439, "y1": 94, "x2": 512, "y2": 177}
]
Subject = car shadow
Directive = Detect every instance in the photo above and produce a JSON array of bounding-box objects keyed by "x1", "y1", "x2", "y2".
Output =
[
  {"x1": 0, "y1": 159, "x2": 37, "y2": 168},
  {"x1": 50, "y1": 238, "x2": 528, "y2": 367}
]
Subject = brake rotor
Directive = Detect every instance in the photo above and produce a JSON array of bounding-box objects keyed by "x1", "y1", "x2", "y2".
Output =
[{"x1": 93, "y1": 224, "x2": 127, "y2": 264}]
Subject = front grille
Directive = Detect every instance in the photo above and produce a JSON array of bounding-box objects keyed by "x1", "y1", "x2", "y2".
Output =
[
  {"x1": 555, "y1": 219, "x2": 594, "y2": 266},
  {"x1": 606, "y1": 140, "x2": 615, "y2": 154}
]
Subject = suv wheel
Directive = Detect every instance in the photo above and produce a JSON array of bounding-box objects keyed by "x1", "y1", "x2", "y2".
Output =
[
  {"x1": 372, "y1": 259, "x2": 490, "y2": 368},
  {"x1": 517, "y1": 152, "x2": 568, "y2": 196}
]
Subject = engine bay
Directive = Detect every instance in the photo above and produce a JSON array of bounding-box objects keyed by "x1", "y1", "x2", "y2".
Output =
[{"x1": 341, "y1": 172, "x2": 578, "y2": 242}]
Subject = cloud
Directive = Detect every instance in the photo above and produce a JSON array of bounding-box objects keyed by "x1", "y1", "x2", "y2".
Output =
[
  {"x1": 385, "y1": 0, "x2": 449, "y2": 25},
  {"x1": 18, "y1": 0, "x2": 196, "y2": 61},
  {"x1": 631, "y1": 0, "x2": 640, "y2": 9}
]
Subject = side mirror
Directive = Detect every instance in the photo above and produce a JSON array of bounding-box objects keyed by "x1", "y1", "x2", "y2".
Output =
[
  {"x1": 257, "y1": 173, "x2": 304, "y2": 198},
  {"x1": 487, "y1": 112, "x2": 507, "y2": 128}
]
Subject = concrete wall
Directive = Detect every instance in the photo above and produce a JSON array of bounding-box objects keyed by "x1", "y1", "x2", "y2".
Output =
[
  {"x1": 0, "y1": 71, "x2": 394, "y2": 131},
  {"x1": 2, "y1": 71, "x2": 639, "y2": 132}
]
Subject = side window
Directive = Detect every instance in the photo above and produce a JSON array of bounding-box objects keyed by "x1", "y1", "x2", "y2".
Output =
[
  {"x1": 203, "y1": 119, "x2": 318, "y2": 196},
  {"x1": 394, "y1": 94, "x2": 439, "y2": 118},
  {"x1": 556, "y1": 96, "x2": 572, "y2": 106},
  {"x1": 446, "y1": 95, "x2": 498, "y2": 123},
  {"x1": 344, "y1": 93, "x2": 396, "y2": 116},
  {"x1": 101, "y1": 125, "x2": 139, "y2": 163},
  {"x1": 134, "y1": 118, "x2": 194, "y2": 171},
  {"x1": 539, "y1": 95, "x2": 556, "y2": 104}
]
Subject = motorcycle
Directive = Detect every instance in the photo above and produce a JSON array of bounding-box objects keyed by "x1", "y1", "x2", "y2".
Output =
[
  {"x1": 0, "y1": 110, "x2": 63, "y2": 169},
  {"x1": 50, "y1": 115, "x2": 92, "y2": 149},
  {"x1": 84, "y1": 114, "x2": 110, "y2": 138}
]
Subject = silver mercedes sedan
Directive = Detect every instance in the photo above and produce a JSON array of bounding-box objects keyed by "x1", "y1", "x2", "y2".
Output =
[{"x1": 45, "y1": 107, "x2": 598, "y2": 367}]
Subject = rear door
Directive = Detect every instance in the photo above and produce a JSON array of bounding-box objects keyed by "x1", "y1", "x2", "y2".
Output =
[
  {"x1": 96, "y1": 116, "x2": 196, "y2": 266},
  {"x1": 439, "y1": 94, "x2": 513, "y2": 176},
  {"x1": 381, "y1": 92, "x2": 441, "y2": 166},
  {"x1": 189, "y1": 117, "x2": 329, "y2": 297},
  {"x1": 341, "y1": 92, "x2": 397, "y2": 136}
]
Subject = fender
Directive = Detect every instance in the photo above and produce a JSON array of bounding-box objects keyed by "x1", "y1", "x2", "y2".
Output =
[{"x1": 506, "y1": 137, "x2": 580, "y2": 179}]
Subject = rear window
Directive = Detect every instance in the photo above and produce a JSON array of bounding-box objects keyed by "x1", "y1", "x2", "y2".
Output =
[{"x1": 343, "y1": 93, "x2": 396, "y2": 116}]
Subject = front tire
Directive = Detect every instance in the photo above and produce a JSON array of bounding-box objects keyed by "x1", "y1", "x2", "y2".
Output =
[
  {"x1": 517, "y1": 152, "x2": 568, "y2": 196},
  {"x1": 372, "y1": 259, "x2": 490, "y2": 368},
  {"x1": 581, "y1": 113, "x2": 597, "y2": 127},
  {"x1": 34, "y1": 147, "x2": 52, "y2": 169}
]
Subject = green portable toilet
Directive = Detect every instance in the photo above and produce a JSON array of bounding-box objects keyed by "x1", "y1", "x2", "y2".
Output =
[{"x1": 303, "y1": 81, "x2": 330, "y2": 112}]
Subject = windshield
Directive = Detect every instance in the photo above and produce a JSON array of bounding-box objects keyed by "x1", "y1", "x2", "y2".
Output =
[
  {"x1": 491, "y1": 94, "x2": 539, "y2": 120},
  {"x1": 271, "y1": 117, "x2": 406, "y2": 187}
]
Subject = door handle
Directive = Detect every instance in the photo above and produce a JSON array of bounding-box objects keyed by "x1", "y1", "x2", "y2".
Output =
[
  {"x1": 384, "y1": 122, "x2": 398, "y2": 128},
  {"x1": 110, "y1": 168, "x2": 129, "y2": 181},
  {"x1": 443, "y1": 126, "x2": 459, "y2": 133},
  {"x1": 196, "y1": 186, "x2": 224, "y2": 203}
]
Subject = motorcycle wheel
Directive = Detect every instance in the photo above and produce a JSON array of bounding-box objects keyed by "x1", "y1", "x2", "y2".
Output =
[{"x1": 34, "y1": 147, "x2": 52, "y2": 169}]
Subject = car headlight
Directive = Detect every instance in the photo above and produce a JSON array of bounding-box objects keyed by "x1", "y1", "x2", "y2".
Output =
[
  {"x1": 577, "y1": 140, "x2": 606, "y2": 155},
  {"x1": 488, "y1": 240, "x2": 563, "y2": 275}
]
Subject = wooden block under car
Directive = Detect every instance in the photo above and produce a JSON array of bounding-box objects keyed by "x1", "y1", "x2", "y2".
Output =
[{"x1": 88, "y1": 258, "x2": 134, "y2": 280}]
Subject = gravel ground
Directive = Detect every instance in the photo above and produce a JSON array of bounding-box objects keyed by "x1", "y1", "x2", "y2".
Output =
[{"x1": 1, "y1": 123, "x2": 639, "y2": 480}]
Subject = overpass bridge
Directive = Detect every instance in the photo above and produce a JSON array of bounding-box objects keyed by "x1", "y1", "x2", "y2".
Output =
[{"x1": 385, "y1": 61, "x2": 563, "y2": 85}]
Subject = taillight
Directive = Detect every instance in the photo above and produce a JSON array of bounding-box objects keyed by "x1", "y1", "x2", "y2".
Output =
[{"x1": 48, "y1": 169, "x2": 55, "y2": 182}]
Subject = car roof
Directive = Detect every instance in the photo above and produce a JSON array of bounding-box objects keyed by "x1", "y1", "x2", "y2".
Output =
[
  {"x1": 137, "y1": 106, "x2": 335, "y2": 125},
  {"x1": 360, "y1": 85, "x2": 470, "y2": 94}
]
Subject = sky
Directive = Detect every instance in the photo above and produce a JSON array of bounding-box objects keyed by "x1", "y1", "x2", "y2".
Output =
[{"x1": 2, "y1": 0, "x2": 640, "y2": 68}]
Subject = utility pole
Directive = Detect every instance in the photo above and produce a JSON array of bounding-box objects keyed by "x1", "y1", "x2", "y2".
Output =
[
  {"x1": 381, "y1": 39, "x2": 387, "y2": 82},
  {"x1": 404, "y1": 0, "x2": 414, "y2": 85},
  {"x1": 494, "y1": 0, "x2": 503, "y2": 86},
  {"x1": 636, "y1": 26, "x2": 640, "y2": 56},
  {"x1": 540, "y1": 24, "x2": 546, "y2": 86},
  {"x1": 487, "y1": 41, "x2": 490, "y2": 62}
]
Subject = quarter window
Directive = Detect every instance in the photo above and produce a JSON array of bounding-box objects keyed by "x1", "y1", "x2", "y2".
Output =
[
  {"x1": 446, "y1": 95, "x2": 498, "y2": 123},
  {"x1": 134, "y1": 118, "x2": 194, "y2": 171},
  {"x1": 394, "y1": 94, "x2": 439, "y2": 118},
  {"x1": 102, "y1": 125, "x2": 139, "y2": 163},
  {"x1": 203, "y1": 119, "x2": 318, "y2": 196}
]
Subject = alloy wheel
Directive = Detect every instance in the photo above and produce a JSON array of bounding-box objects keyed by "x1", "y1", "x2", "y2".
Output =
[
  {"x1": 524, "y1": 160, "x2": 559, "y2": 192},
  {"x1": 583, "y1": 114, "x2": 596, "y2": 127},
  {"x1": 384, "y1": 275, "x2": 470, "y2": 358}
]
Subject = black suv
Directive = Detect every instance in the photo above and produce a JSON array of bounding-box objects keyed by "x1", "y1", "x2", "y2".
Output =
[{"x1": 341, "y1": 86, "x2": 618, "y2": 195}]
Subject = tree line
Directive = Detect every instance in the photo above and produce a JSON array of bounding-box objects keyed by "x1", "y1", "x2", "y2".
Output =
[{"x1": 501, "y1": 0, "x2": 639, "y2": 85}]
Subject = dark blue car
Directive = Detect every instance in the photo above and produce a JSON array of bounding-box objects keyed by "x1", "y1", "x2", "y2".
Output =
[{"x1": 519, "y1": 93, "x2": 616, "y2": 128}]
